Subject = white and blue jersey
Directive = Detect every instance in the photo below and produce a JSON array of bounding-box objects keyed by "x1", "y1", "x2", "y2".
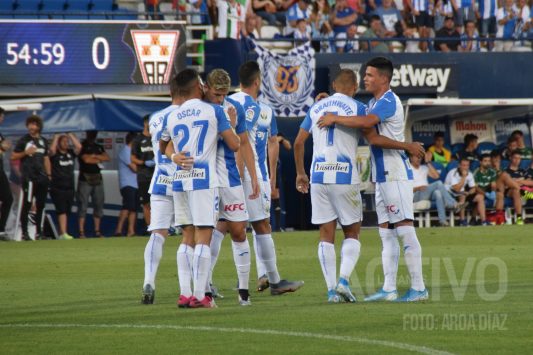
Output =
[
  {"x1": 368, "y1": 90, "x2": 413, "y2": 183},
  {"x1": 216, "y1": 97, "x2": 247, "y2": 188},
  {"x1": 228, "y1": 91, "x2": 262, "y2": 181},
  {"x1": 165, "y1": 98, "x2": 232, "y2": 191},
  {"x1": 148, "y1": 104, "x2": 179, "y2": 197},
  {"x1": 301, "y1": 93, "x2": 365, "y2": 185},
  {"x1": 256, "y1": 102, "x2": 278, "y2": 182}
]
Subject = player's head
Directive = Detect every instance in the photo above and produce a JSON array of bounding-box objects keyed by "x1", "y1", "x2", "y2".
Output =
[
  {"x1": 332, "y1": 69, "x2": 358, "y2": 97},
  {"x1": 463, "y1": 133, "x2": 478, "y2": 149},
  {"x1": 510, "y1": 130, "x2": 524, "y2": 146},
  {"x1": 480, "y1": 153, "x2": 491, "y2": 169},
  {"x1": 58, "y1": 134, "x2": 69, "y2": 151},
  {"x1": 510, "y1": 150, "x2": 521, "y2": 167},
  {"x1": 364, "y1": 57, "x2": 393, "y2": 94},
  {"x1": 238, "y1": 61, "x2": 261, "y2": 93},
  {"x1": 433, "y1": 132, "x2": 445, "y2": 148},
  {"x1": 26, "y1": 115, "x2": 43, "y2": 136},
  {"x1": 506, "y1": 136, "x2": 518, "y2": 151},
  {"x1": 86, "y1": 130, "x2": 98, "y2": 142},
  {"x1": 143, "y1": 114, "x2": 150, "y2": 130},
  {"x1": 459, "y1": 157, "x2": 470, "y2": 172},
  {"x1": 490, "y1": 149, "x2": 501, "y2": 168},
  {"x1": 205, "y1": 69, "x2": 231, "y2": 105},
  {"x1": 174, "y1": 68, "x2": 203, "y2": 99},
  {"x1": 0, "y1": 107, "x2": 5, "y2": 123},
  {"x1": 125, "y1": 132, "x2": 136, "y2": 145}
]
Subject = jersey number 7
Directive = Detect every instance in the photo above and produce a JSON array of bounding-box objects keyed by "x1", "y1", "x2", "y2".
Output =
[{"x1": 173, "y1": 120, "x2": 209, "y2": 156}]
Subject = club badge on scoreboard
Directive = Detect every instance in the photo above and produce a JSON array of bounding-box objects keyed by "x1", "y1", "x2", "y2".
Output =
[{"x1": 131, "y1": 30, "x2": 181, "y2": 85}]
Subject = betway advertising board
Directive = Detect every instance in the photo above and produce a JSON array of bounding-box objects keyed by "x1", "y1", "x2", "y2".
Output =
[{"x1": 329, "y1": 63, "x2": 457, "y2": 95}]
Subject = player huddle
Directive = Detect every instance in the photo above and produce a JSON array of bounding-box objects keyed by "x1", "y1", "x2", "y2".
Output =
[
  {"x1": 141, "y1": 62, "x2": 303, "y2": 309},
  {"x1": 141, "y1": 56, "x2": 429, "y2": 308}
]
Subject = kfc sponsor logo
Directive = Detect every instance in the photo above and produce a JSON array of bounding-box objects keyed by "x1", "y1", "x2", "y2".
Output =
[{"x1": 224, "y1": 203, "x2": 245, "y2": 212}]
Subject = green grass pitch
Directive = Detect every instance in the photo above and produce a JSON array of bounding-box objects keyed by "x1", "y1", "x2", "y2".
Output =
[{"x1": 1, "y1": 226, "x2": 532, "y2": 354}]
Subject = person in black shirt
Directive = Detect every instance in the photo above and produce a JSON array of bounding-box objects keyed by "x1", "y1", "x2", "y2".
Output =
[
  {"x1": 11, "y1": 115, "x2": 51, "y2": 240},
  {"x1": 49, "y1": 133, "x2": 82, "y2": 240},
  {"x1": 0, "y1": 107, "x2": 14, "y2": 239},
  {"x1": 131, "y1": 115, "x2": 155, "y2": 228},
  {"x1": 455, "y1": 133, "x2": 479, "y2": 162},
  {"x1": 435, "y1": 16, "x2": 461, "y2": 52},
  {"x1": 77, "y1": 131, "x2": 110, "y2": 238}
]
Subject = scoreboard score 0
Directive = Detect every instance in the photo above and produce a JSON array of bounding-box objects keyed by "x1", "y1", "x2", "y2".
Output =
[{"x1": 0, "y1": 20, "x2": 186, "y2": 85}]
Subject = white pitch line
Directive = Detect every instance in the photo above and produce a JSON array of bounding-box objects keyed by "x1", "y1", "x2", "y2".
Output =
[{"x1": 0, "y1": 323, "x2": 455, "y2": 355}]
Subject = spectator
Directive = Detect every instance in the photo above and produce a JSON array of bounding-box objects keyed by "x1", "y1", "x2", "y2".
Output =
[
  {"x1": 243, "y1": 13, "x2": 260, "y2": 38},
  {"x1": 501, "y1": 136, "x2": 519, "y2": 160},
  {"x1": 403, "y1": 22, "x2": 422, "y2": 52},
  {"x1": 0, "y1": 107, "x2": 13, "y2": 239},
  {"x1": 145, "y1": 0, "x2": 161, "y2": 19},
  {"x1": 460, "y1": 20, "x2": 481, "y2": 51},
  {"x1": 510, "y1": 130, "x2": 533, "y2": 159},
  {"x1": 374, "y1": 0, "x2": 404, "y2": 37},
  {"x1": 505, "y1": 150, "x2": 533, "y2": 189},
  {"x1": 253, "y1": 0, "x2": 287, "y2": 26},
  {"x1": 427, "y1": 132, "x2": 452, "y2": 167},
  {"x1": 49, "y1": 133, "x2": 82, "y2": 240},
  {"x1": 294, "y1": 18, "x2": 311, "y2": 39},
  {"x1": 435, "y1": 16, "x2": 462, "y2": 51},
  {"x1": 78, "y1": 131, "x2": 110, "y2": 239},
  {"x1": 361, "y1": 14, "x2": 391, "y2": 52},
  {"x1": 310, "y1": 0, "x2": 331, "y2": 37},
  {"x1": 131, "y1": 115, "x2": 154, "y2": 231},
  {"x1": 411, "y1": 151, "x2": 463, "y2": 226},
  {"x1": 115, "y1": 133, "x2": 139, "y2": 237},
  {"x1": 516, "y1": 0, "x2": 530, "y2": 40},
  {"x1": 477, "y1": 0, "x2": 497, "y2": 51},
  {"x1": 318, "y1": 22, "x2": 337, "y2": 52},
  {"x1": 450, "y1": 0, "x2": 476, "y2": 28},
  {"x1": 285, "y1": 0, "x2": 312, "y2": 35},
  {"x1": 11, "y1": 115, "x2": 51, "y2": 240},
  {"x1": 445, "y1": 158, "x2": 488, "y2": 226},
  {"x1": 433, "y1": 0, "x2": 453, "y2": 31},
  {"x1": 455, "y1": 133, "x2": 479, "y2": 161},
  {"x1": 217, "y1": 0, "x2": 246, "y2": 39},
  {"x1": 336, "y1": 23, "x2": 360, "y2": 52},
  {"x1": 495, "y1": 0, "x2": 519, "y2": 51},
  {"x1": 410, "y1": 0, "x2": 432, "y2": 51},
  {"x1": 331, "y1": 0, "x2": 358, "y2": 35},
  {"x1": 188, "y1": 0, "x2": 210, "y2": 25}
]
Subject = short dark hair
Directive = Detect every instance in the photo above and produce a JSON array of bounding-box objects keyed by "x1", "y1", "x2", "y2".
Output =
[
  {"x1": 0, "y1": 107, "x2": 5, "y2": 116},
  {"x1": 369, "y1": 14, "x2": 381, "y2": 23},
  {"x1": 26, "y1": 115, "x2": 43, "y2": 132},
  {"x1": 490, "y1": 149, "x2": 501, "y2": 158},
  {"x1": 463, "y1": 133, "x2": 478, "y2": 146},
  {"x1": 126, "y1": 132, "x2": 136, "y2": 145},
  {"x1": 143, "y1": 114, "x2": 150, "y2": 123},
  {"x1": 170, "y1": 73, "x2": 180, "y2": 98},
  {"x1": 511, "y1": 150, "x2": 522, "y2": 158},
  {"x1": 86, "y1": 130, "x2": 98, "y2": 142},
  {"x1": 334, "y1": 69, "x2": 357, "y2": 87},
  {"x1": 460, "y1": 157, "x2": 471, "y2": 164},
  {"x1": 238, "y1": 61, "x2": 261, "y2": 88},
  {"x1": 365, "y1": 56, "x2": 393, "y2": 81},
  {"x1": 174, "y1": 68, "x2": 200, "y2": 97},
  {"x1": 434, "y1": 132, "x2": 445, "y2": 139},
  {"x1": 511, "y1": 130, "x2": 523, "y2": 138},
  {"x1": 480, "y1": 153, "x2": 490, "y2": 160}
]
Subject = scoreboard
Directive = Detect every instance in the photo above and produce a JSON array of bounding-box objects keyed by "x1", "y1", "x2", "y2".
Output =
[{"x1": 0, "y1": 20, "x2": 186, "y2": 85}]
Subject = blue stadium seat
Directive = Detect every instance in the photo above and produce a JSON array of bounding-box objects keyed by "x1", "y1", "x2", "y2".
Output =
[
  {"x1": 0, "y1": 1, "x2": 15, "y2": 18},
  {"x1": 477, "y1": 142, "x2": 496, "y2": 156},
  {"x1": 112, "y1": 8, "x2": 137, "y2": 20},
  {"x1": 64, "y1": 0, "x2": 89, "y2": 19},
  {"x1": 470, "y1": 160, "x2": 480, "y2": 172},
  {"x1": 14, "y1": 0, "x2": 42, "y2": 19},
  {"x1": 451, "y1": 143, "x2": 464, "y2": 157},
  {"x1": 89, "y1": 0, "x2": 113, "y2": 19},
  {"x1": 428, "y1": 161, "x2": 445, "y2": 183},
  {"x1": 501, "y1": 160, "x2": 510, "y2": 170},
  {"x1": 41, "y1": 0, "x2": 66, "y2": 19},
  {"x1": 520, "y1": 159, "x2": 531, "y2": 170},
  {"x1": 446, "y1": 160, "x2": 459, "y2": 173}
]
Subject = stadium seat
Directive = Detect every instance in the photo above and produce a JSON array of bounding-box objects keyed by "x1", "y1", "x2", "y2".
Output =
[
  {"x1": 0, "y1": 1, "x2": 15, "y2": 18},
  {"x1": 64, "y1": 0, "x2": 89, "y2": 19},
  {"x1": 520, "y1": 159, "x2": 531, "y2": 170},
  {"x1": 112, "y1": 8, "x2": 137, "y2": 20},
  {"x1": 501, "y1": 159, "x2": 510, "y2": 170},
  {"x1": 477, "y1": 142, "x2": 496, "y2": 156},
  {"x1": 428, "y1": 161, "x2": 445, "y2": 183},
  {"x1": 88, "y1": 0, "x2": 113, "y2": 19},
  {"x1": 14, "y1": 0, "x2": 42, "y2": 19},
  {"x1": 470, "y1": 160, "x2": 480, "y2": 171},
  {"x1": 446, "y1": 159, "x2": 459, "y2": 173},
  {"x1": 451, "y1": 143, "x2": 464, "y2": 157},
  {"x1": 41, "y1": 0, "x2": 66, "y2": 19}
]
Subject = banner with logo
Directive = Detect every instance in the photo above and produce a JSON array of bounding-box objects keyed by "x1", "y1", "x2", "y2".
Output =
[
  {"x1": 494, "y1": 118, "x2": 532, "y2": 147},
  {"x1": 411, "y1": 119, "x2": 451, "y2": 147},
  {"x1": 329, "y1": 63, "x2": 457, "y2": 95},
  {"x1": 450, "y1": 119, "x2": 494, "y2": 144},
  {"x1": 255, "y1": 42, "x2": 315, "y2": 117}
]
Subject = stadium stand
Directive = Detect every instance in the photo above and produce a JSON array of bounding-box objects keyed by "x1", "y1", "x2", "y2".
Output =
[
  {"x1": 0, "y1": 1, "x2": 15, "y2": 19},
  {"x1": 64, "y1": 0, "x2": 90, "y2": 19},
  {"x1": 14, "y1": 0, "x2": 43, "y2": 19}
]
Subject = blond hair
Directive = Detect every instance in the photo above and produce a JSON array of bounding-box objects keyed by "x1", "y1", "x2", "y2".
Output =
[{"x1": 206, "y1": 69, "x2": 231, "y2": 90}]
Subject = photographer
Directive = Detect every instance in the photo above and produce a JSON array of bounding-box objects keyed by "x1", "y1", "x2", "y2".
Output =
[{"x1": 11, "y1": 115, "x2": 51, "y2": 240}]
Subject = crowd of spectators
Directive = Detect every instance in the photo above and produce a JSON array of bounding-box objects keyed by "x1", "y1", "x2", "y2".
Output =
[
  {"x1": 146, "y1": 0, "x2": 533, "y2": 52},
  {"x1": 411, "y1": 129, "x2": 533, "y2": 227}
]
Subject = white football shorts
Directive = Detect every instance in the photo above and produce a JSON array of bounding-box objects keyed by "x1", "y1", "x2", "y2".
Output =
[
  {"x1": 375, "y1": 180, "x2": 414, "y2": 225},
  {"x1": 311, "y1": 184, "x2": 363, "y2": 225},
  {"x1": 173, "y1": 188, "x2": 219, "y2": 227},
  {"x1": 148, "y1": 194, "x2": 174, "y2": 231},
  {"x1": 243, "y1": 180, "x2": 271, "y2": 222},
  {"x1": 219, "y1": 185, "x2": 249, "y2": 222}
]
